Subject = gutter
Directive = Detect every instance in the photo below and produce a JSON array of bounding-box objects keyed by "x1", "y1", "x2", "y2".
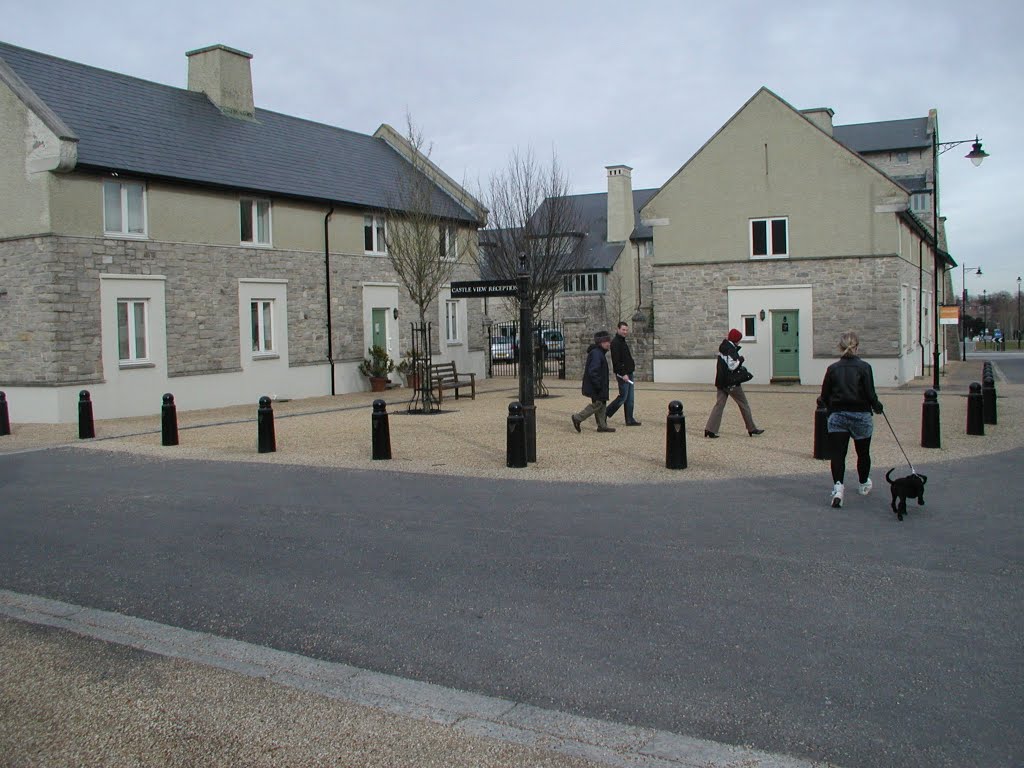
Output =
[{"x1": 324, "y1": 205, "x2": 335, "y2": 396}]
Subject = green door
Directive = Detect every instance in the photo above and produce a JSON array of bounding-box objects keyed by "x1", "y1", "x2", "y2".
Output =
[
  {"x1": 371, "y1": 308, "x2": 387, "y2": 350},
  {"x1": 771, "y1": 310, "x2": 800, "y2": 380}
]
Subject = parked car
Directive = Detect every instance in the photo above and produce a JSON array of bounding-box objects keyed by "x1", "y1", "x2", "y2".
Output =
[
  {"x1": 490, "y1": 336, "x2": 518, "y2": 362},
  {"x1": 539, "y1": 329, "x2": 565, "y2": 359}
]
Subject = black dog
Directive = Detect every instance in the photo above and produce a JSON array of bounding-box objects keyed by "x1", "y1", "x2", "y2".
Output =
[{"x1": 885, "y1": 468, "x2": 927, "y2": 521}]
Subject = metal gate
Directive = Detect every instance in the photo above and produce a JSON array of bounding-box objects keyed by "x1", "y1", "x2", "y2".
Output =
[{"x1": 487, "y1": 321, "x2": 566, "y2": 380}]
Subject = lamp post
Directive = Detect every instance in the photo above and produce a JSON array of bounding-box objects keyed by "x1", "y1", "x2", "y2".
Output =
[
  {"x1": 961, "y1": 264, "x2": 982, "y2": 361},
  {"x1": 982, "y1": 289, "x2": 988, "y2": 346},
  {"x1": 931, "y1": 127, "x2": 988, "y2": 389},
  {"x1": 1017, "y1": 276, "x2": 1022, "y2": 349}
]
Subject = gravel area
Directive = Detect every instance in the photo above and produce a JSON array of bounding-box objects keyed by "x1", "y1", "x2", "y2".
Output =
[
  {"x1": 0, "y1": 617, "x2": 598, "y2": 768},
  {"x1": 2, "y1": 361, "x2": 1019, "y2": 484}
]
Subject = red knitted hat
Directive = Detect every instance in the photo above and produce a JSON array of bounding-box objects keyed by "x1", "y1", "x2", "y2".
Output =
[{"x1": 727, "y1": 329, "x2": 743, "y2": 344}]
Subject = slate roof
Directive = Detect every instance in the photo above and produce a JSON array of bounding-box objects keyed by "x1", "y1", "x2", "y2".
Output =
[
  {"x1": 891, "y1": 175, "x2": 929, "y2": 193},
  {"x1": 833, "y1": 116, "x2": 931, "y2": 153},
  {"x1": 0, "y1": 40, "x2": 478, "y2": 222},
  {"x1": 531, "y1": 188, "x2": 658, "y2": 271}
]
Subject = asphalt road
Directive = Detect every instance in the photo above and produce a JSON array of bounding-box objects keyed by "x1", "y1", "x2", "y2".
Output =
[{"x1": 1, "y1": 447, "x2": 1021, "y2": 768}]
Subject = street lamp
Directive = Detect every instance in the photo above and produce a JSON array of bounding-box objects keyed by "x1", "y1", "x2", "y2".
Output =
[
  {"x1": 982, "y1": 289, "x2": 988, "y2": 345},
  {"x1": 1018, "y1": 276, "x2": 1022, "y2": 349},
  {"x1": 930, "y1": 126, "x2": 988, "y2": 389},
  {"x1": 961, "y1": 265, "x2": 982, "y2": 361}
]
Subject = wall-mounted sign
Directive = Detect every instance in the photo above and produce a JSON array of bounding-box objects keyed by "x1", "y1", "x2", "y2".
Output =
[{"x1": 939, "y1": 305, "x2": 960, "y2": 325}]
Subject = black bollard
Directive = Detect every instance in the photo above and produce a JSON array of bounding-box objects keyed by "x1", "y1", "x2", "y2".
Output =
[
  {"x1": 0, "y1": 391, "x2": 10, "y2": 436},
  {"x1": 966, "y1": 382, "x2": 984, "y2": 436},
  {"x1": 982, "y1": 375, "x2": 997, "y2": 425},
  {"x1": 371, "y1": 399, "x2": 392, "y2": 460},
  {"x1": 666, "y1": 400, "x2": 688, "y2": 470},
  {"x1": 78, "y1": 390, "x2": 95, "y2": 439},
  {"x1": 921, "y1": 389, "x2": 940, "y2": 449},
  {"x1": 813, "y1": 397, "x2": 830, "y2": 460},
  {"x1": 257, "y1": 395, "x2": 276, "y2": 453},
  {"x1": 506, "y1": 402, "x2": 527, "y2": 468},
  {"x1": 161, "y1": 393, "x2": 179, "y2": 446}
]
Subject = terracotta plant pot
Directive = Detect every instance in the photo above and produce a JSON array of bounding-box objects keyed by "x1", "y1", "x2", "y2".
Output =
[
  {"x1": 369, "y1": 376, "x2": 388, "y2": 392},
  {"x1": 406, "y1": 373, "x2": 420, "y2": 391}
]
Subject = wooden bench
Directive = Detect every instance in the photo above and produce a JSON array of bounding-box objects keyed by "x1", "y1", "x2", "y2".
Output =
[{"x1": 428, "y1": 362, "x2": 476, "y2": 404}]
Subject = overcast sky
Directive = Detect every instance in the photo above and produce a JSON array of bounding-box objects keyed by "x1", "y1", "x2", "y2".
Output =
[{"x1": 4, "y1": 0, "x2": 1021, "y2": 296}]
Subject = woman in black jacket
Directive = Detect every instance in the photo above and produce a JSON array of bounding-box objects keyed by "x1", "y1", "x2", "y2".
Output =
[
  {"x1": 704, "y1": 328, "x2": 763, "y2": 438},
  {"x1": 820, "y1": 331, "x2": 884, "y2": 508}
]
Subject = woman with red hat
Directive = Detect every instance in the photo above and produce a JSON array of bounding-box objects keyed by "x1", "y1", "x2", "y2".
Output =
[{"x1": 704, "y1": 328, "x2": 764, "y2": 438}]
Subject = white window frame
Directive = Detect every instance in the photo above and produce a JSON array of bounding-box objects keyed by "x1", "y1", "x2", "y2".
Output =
[
  {"x1": 741, "y1": 315, "x2": 757, "y2": 341},
  {"x1": 364, "y1": 215, "x2": 388, "y2": 255},
  {"x1": 562, "y1": 272, "x2": 606, "y2": 294},
  {"x1": 909, "y1": 192, "x2": 930, "y2": 213},
  {"x1": 117, "y1": 298, "x2": 150, "y2": 365},
  {"x1": 250, "y1": 299, "x2": 275, "y2": 356},
  {"x1": 240, "y1": 198, "x2": 272, "y2": 246},
  {"x1": 445, "y1": 299, "x2": 461, "y2": 343},
  {"x1": 439, "y1": 224, "x2": 457, "y2": 261},
  {"x1": 749, "y1": 217, "x2": 789, "y2": 259},
  {"x1": 103, "y1": 179, "x2": 148, "y2": 238}
]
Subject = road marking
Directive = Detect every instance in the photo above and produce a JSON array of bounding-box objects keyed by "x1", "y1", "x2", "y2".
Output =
[{"x1": 0, "y1": 588, "x2": 833, "y2": 768}]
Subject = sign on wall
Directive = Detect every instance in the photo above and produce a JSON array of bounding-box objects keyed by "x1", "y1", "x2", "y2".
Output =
[
  {"x1": 939, "y1": 305, "x2": 960, "y2": 325},
  {"x1": 450, "y1": 280, "x2": 518, "y2": 298}
]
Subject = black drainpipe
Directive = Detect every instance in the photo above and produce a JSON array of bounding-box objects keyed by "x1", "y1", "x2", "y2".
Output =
[{"x1": 324, "y1": 205, "x2": 336, "y2": 396}]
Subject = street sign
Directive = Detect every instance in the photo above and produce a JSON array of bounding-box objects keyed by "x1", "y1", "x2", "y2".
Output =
[{"x1": 450, "y1": 280, "x2": 518, "y2": 298}]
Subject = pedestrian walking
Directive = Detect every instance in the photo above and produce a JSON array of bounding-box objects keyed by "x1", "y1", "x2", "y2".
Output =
[
  {"x1": 819, "y1": 331, "x2": 884, "y2": 508},
  {"x1": 704, "y1": 328, "x2": 764, "y2": 438},
  {"x1": 571, "y1": 330, "x2": 616, "y2": 433},
  {"x1": 605, "y1": 321, "x2": 642, "y2": 426}
]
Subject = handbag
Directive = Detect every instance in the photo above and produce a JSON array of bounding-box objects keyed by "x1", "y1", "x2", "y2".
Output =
[{"x1": 728, "y1": 365, "x2": 754, "y2": 386}]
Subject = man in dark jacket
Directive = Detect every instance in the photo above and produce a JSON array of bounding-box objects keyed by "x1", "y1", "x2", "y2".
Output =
[
  {"x1": 571, "y1": 330, "x2": 615, "y2": 433},
  {"x1": 605, "y1": 321, "x2": 641, "y2": 426},
  {"x1": 704, "y1": 328, "x2": 764, "y2": 438}
]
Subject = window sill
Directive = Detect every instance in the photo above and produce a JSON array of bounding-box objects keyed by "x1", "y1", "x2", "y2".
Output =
[
  {"x1": 119, "y1": 361, "x2": 155, "y2": 369},
  {"x1": 104, "y1": 232, "x2": 149, "y2": 241},
  {"x1": 252, "y1": 352, "x2": 280, "y2": 360},
  {"x1": 364, "y1": 251, "x2": 389, "y2": 257},
  {"x1": 446, "y1": 341, "x2": 463, "y2": 347},
  {"x1": 241, "y1": 242, "x2": 273, "y2": 248},
  {"x1": 749, "y1": 254, "x2": 789, "y2": 260}
]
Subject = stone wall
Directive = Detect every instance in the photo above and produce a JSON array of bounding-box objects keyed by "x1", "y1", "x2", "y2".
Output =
[
  {"x1": 652, "y1": 255, "x2": 919, "y2": 360},
  {"x1": 0, "y1": 234, "x2": 482, "y2": 387}
]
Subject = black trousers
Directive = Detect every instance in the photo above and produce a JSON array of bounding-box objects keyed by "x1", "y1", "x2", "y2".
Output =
[{"x1": 829, "y1": 432, "x2": 871, "y2": 485}]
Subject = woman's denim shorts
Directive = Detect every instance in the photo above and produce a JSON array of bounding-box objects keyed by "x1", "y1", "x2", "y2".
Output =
[{"x1": 827, "y1": 411, "x2": 874, "y2": 440}]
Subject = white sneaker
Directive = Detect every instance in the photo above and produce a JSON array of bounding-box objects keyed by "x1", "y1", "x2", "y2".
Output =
[
  {"x1": 858, "y1": 478, "x2": 873, "y2": 496},
  {"x1": 830, "y1": 482, "x2": 844, "y2": 508}
]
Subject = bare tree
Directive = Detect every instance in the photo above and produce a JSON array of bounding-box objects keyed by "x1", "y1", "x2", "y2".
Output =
[
  {"x1": 480, "y1": 148, "x2": 585, "y2": 318},
  {"x1": 384, "y1": 116, "x2": 476, "y2": 325}
]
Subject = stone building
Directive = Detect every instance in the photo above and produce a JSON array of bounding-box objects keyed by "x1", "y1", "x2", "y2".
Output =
[
  {"x1": 0, "y1": 41, "x2": 486, "y2": 422},
  {"x1": 641, "y1": 87, "x2": 955, "y2": 387}
]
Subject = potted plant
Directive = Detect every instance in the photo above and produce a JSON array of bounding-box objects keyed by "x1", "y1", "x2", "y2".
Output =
[
  {"x1": 358, "y1": 345, "x2": 395, "y2": 392},
  {"x1": 396, "y1": 349, "x2": 422, "y2": 391}
]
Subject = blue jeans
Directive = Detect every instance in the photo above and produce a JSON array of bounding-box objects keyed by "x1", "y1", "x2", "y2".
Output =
[{"x1": 605, "y1": 375, "x2": 635, "y2": 422}]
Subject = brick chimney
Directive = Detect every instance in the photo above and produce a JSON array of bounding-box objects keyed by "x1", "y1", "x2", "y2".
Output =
[
  {"x1": 800, "y1": 107, "x2": 834, "y2": 136},
  {"x1": 606, "y1": 165, "x2": 634, "y2": 243},
  {"x1": 186, "y1": 44, "x2": 254, "y2": 119}
]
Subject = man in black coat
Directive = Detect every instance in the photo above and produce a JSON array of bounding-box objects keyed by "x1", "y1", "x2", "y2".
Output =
[
  {"x1": 605, "y1": 320, "x2": 641, "y2": 426},
  {"x1": 571, "y1": 330, "x2": 615, "y2": 433}
]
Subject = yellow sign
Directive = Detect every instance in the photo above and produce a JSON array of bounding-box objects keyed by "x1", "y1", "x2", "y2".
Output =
[{"x1": 939, "y1": 305, "x2": 960, "y2": 325}]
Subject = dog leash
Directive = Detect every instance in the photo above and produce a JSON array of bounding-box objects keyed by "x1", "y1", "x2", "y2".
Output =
[{"x1": 881, "y1": 411, "x2": 918, "y2": 476}]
